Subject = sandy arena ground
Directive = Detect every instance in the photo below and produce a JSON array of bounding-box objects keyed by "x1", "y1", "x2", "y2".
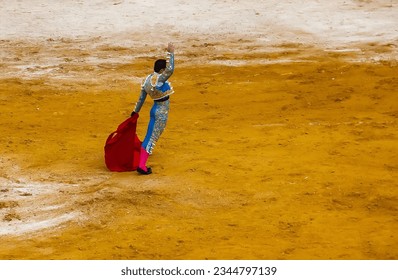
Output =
[{"x1": 0, "y1": 0, "x2": 397, "y2": 259}]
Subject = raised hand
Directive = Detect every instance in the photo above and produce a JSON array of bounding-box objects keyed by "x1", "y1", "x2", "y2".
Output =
[{"x1": 167, "y1": 42, "x2": 175, "y2": 53}]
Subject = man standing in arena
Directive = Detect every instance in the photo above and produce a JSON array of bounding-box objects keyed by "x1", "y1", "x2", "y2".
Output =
[{"x1": 131, "y1": 43, "x2": 175, "y2": 175}]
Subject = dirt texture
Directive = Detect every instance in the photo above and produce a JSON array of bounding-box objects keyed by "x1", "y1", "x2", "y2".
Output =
[{"x1": 0, "y1": 0, "x2": 397, "y2": 260}]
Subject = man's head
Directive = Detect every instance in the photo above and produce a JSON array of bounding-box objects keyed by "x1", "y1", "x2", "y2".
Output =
[{"x1": 154, "y1": 59, "x2": 167, "y2": 73}]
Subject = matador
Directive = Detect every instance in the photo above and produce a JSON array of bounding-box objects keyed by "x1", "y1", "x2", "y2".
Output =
[{"x1": 131, "y1": 43, "x2": 175, "y2": 175}]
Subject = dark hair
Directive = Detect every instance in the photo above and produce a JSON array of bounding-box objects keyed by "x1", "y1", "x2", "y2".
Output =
[{"x1": 154, "y1": 59, "x2": 167, "y2": 73}]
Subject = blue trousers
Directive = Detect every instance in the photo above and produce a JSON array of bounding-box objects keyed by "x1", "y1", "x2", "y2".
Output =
[{"x1": 142, "y1": 99, "x2": 170, "y2": 154}]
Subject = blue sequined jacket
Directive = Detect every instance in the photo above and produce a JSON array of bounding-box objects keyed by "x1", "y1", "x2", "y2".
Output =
[{"x1": 134, "y1": 52, "x2": 174, "y2": 112}]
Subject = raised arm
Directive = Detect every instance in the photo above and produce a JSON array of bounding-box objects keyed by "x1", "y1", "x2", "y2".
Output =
[{"x1": 157, "y1": 43, "x2": 175, "y2": 84}]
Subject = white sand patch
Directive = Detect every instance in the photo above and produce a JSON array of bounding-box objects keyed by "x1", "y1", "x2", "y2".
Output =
[
  {"x1": 0, "y1": 177, "x2": 79, "y2": 196},
  {"x1": 0, "y1": 212, "x2": 79, "y2": 236},
  {"x1": 1, "y1": 0, "x2": 397, "y2": 81},
  {"x1": 0, "y1": 176, "x2": 81, "y2": 236},
  {"x1": 0, "y1": 0, "x2": 397, "y2": 48}
]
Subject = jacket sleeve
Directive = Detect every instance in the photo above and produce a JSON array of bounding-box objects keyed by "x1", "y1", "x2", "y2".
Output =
[
  {"x1": 133, "y1": 88, "x2": 147, "y2": 113},
  {"x1": 157, "y1": 52, "x2": 174, "y2": 84}
]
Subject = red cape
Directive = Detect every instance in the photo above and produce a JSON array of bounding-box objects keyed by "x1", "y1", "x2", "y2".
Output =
[{"x1": 104, "y1": 114, "x2": 142, "y2": 171}]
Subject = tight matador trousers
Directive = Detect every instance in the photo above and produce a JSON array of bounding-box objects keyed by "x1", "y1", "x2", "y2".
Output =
[{"x1": 142, "y1": 99, "x2": 170, "y2": 154}]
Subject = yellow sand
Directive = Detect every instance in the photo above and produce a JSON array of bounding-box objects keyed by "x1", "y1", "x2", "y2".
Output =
[{"x1": 0, "y1": 39, "x2": 397, "y2": 259}]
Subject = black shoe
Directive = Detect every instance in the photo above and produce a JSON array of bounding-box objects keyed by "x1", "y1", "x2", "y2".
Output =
[{"x1": 137, "y1": 167, "x2": 152, "y2": 175}]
